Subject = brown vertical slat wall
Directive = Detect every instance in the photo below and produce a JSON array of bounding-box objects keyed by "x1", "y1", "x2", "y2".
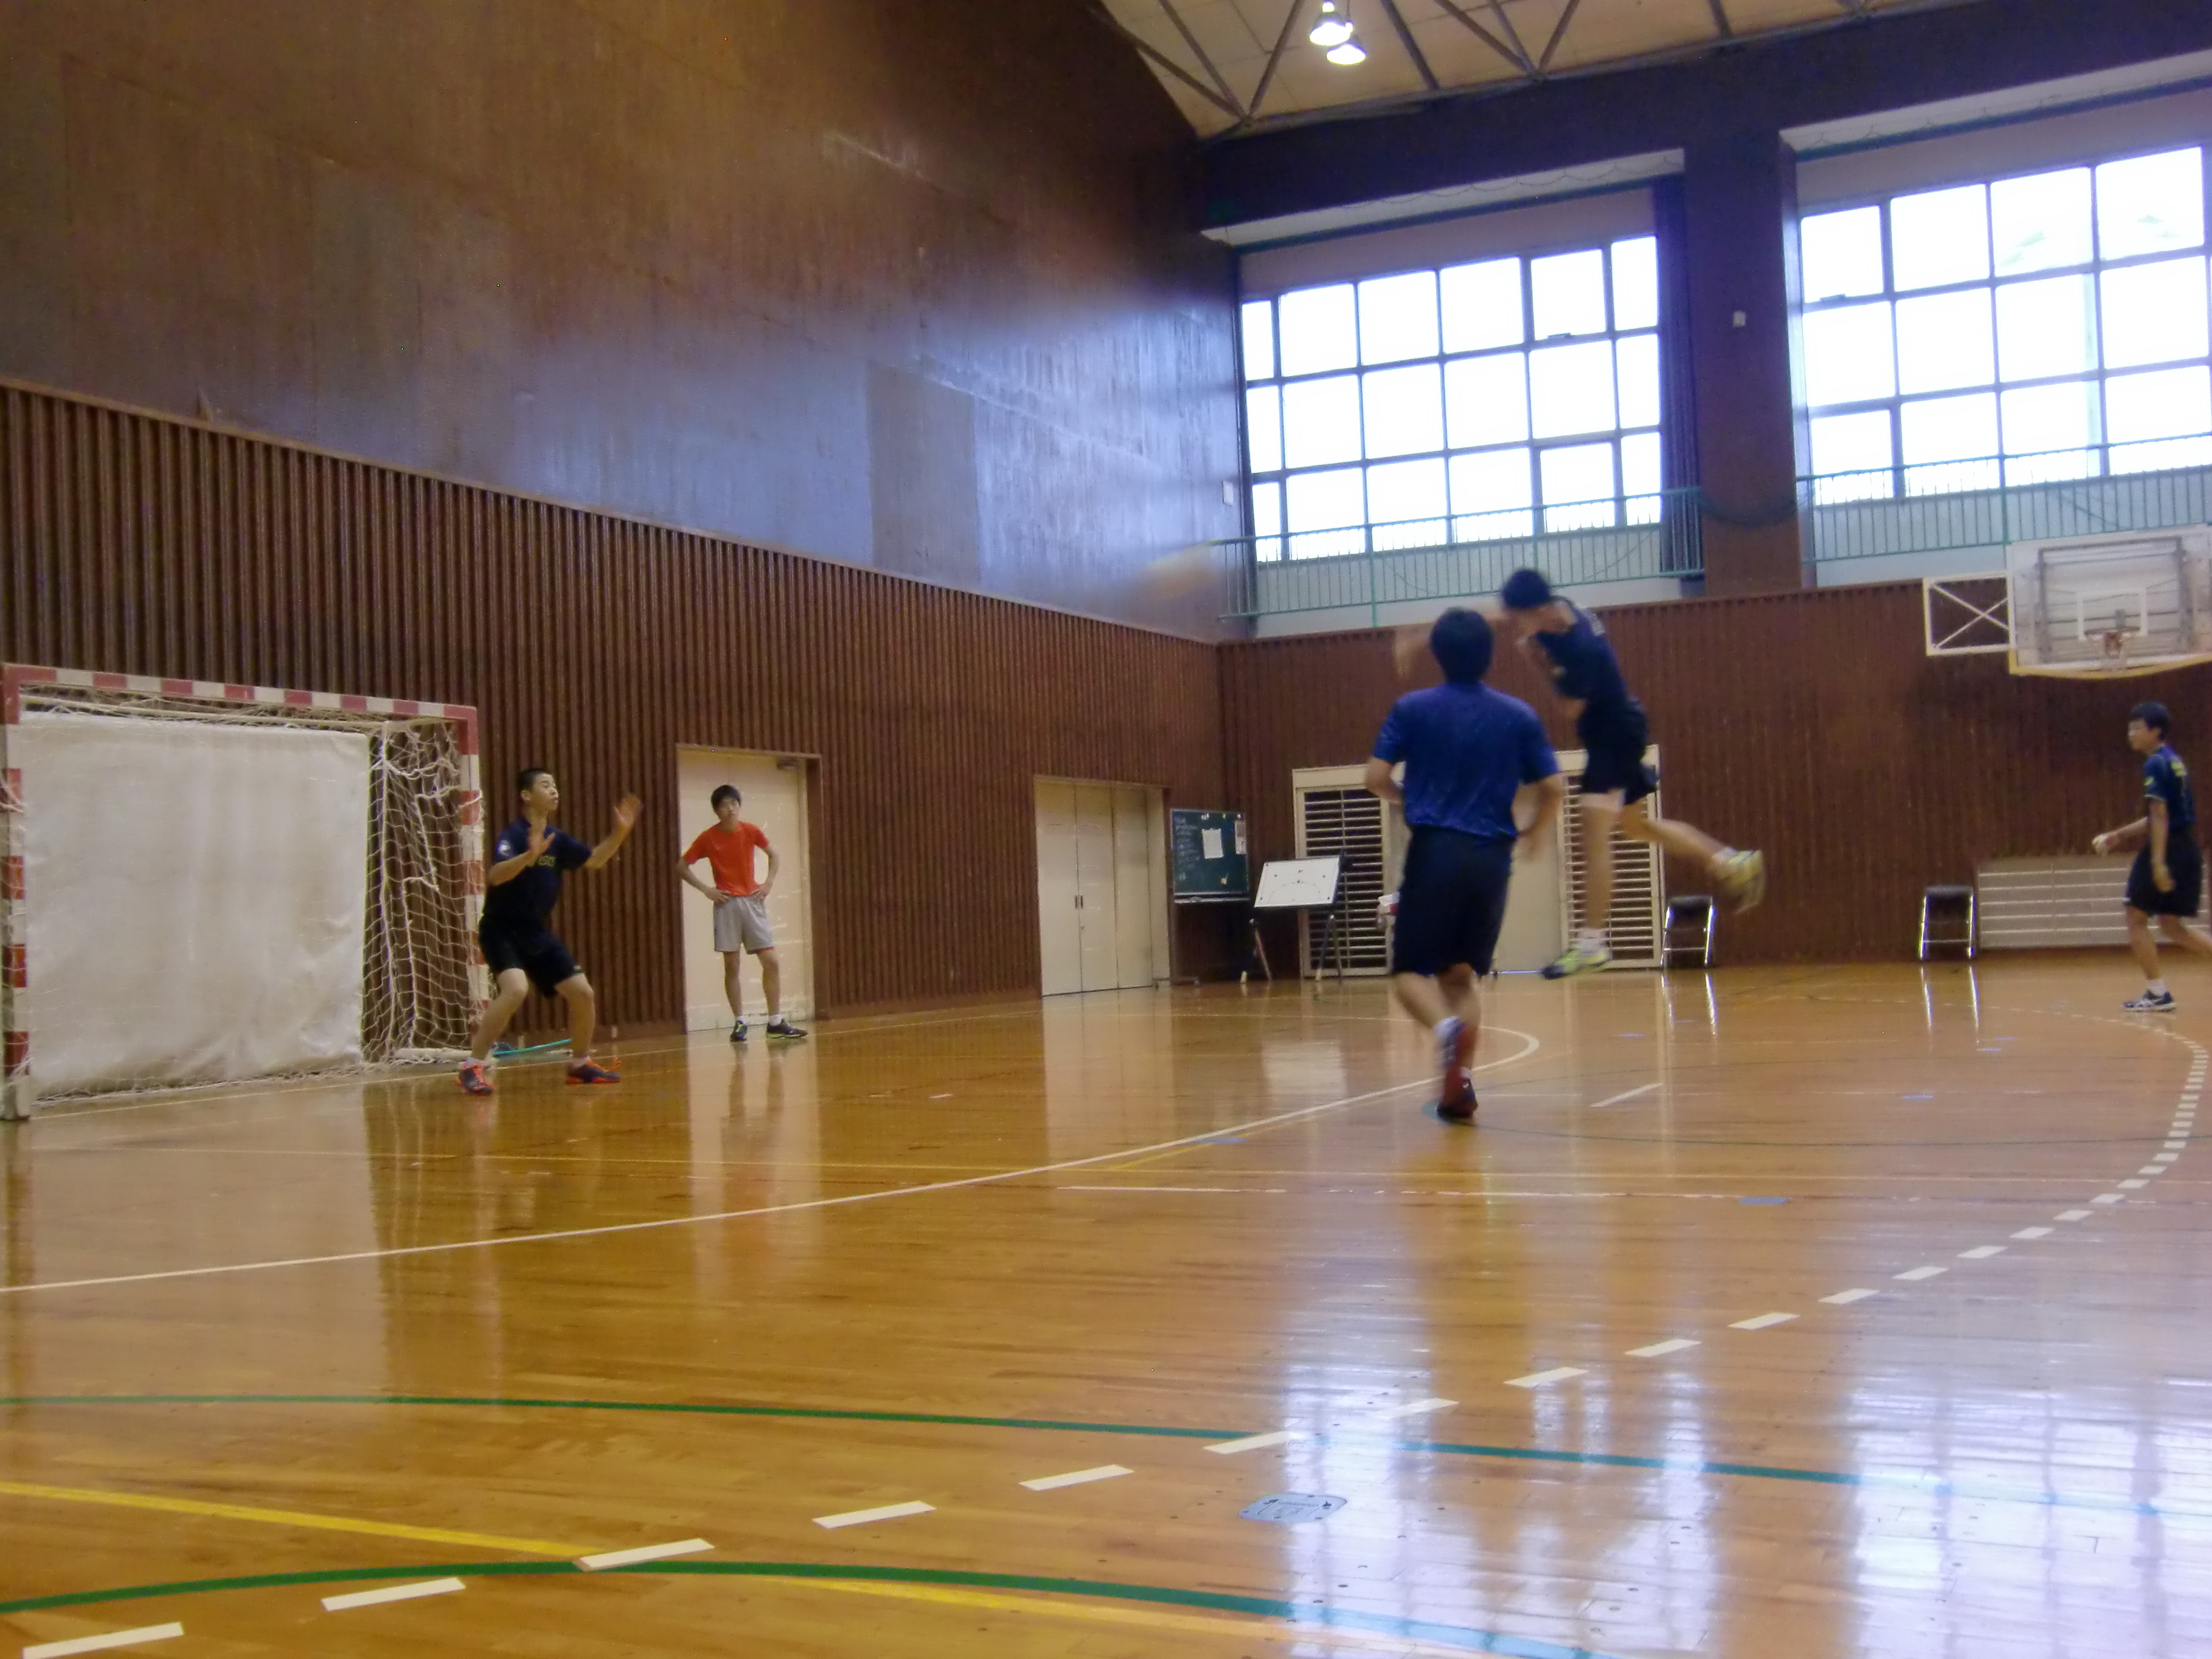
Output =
[
  {"x1": 1224, "y1": 589, "x2": 2212, "y2": 964},
  {"x1": 1, "y1": 383, "x2": 1227, "y2": 1028}
]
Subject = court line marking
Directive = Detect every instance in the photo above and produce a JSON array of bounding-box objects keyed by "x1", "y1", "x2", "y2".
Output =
[
  {"x1": 0, "y1": 1029, "x2": 1542, "y2": 1296},
  {"x1": 812, "y1": 1501, "x2": 934, "y2": 1529},
  {"x1": 1728, "y1": 1312, "x2": 1797, "y2": 1331},
  {"x1": 2093, "y1": 1193, "x2": 2127, "y2": 1203},
  {"x1": 0, "y1": 1478, "x2": 587, "y2": 1556},
  {"x1": 321, "y1": 1577, "x2": 465, "y2": 1611},
  {"x1": 2056, "y1": 1210, "x2": 2092, "y2": 1221},
  {"x1": 2011, "y1": 1227, "x2": 2053, "y2": 1240},
  {"x1": 1626, "y1": 1339, "x2": 1699, "y2": 1358},
  {"x1": 1958, "y1": 1245, "x2": 2005, "y2": 1259},
  {"x1": 1020, "y1": 1465, "x2": 1133, "y2": 1491},
  {"x1": 1893, "y1": 1266, "x2": 1947, "y2": 1281},
  {"x1": 24, "y1": 1625, "x2": 184, "y2": 1658},
  {"x1": 1364, "y1": 1397, "x2": 1456, "y2": 1421},
  {"x1": 1585, "y1": 1082, "x2": 1660, "y2": 1109},
  {"x1": 1820, "y1": 1288, "x2": 1879, "y2": 1305},
  {"x1": 1503, "y1": 1368, "x2": 1585, "y2": 1389},
  {"x1": 1205, "y1": 1430, "x2": 1305, "y2": 1454},
  {"x1": 577, "y1": 1539, "x2": 712, "y2": 1571}
]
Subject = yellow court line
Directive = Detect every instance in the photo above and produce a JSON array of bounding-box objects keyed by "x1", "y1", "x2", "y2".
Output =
[
  {"x1": 0, "y1": 1478, "x2": 591, "y2": 1557},
  {"x1": 771, "y1": 1575, "x2": 1493, "y2": 1659}
]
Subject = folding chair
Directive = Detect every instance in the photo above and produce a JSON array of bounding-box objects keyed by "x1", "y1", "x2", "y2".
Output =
[
  {"x1": 1662, "y1": 894, "x2": 1716, "y2": 967},
  {"x1": 1918, "y1": 885, "x2": 1976, "y2": 960}
]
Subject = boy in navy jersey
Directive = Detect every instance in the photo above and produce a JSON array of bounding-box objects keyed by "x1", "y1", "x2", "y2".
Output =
[
  {"x1": 2093, "y1": 701, "x2": 2212, "y2": 1011},
  {"x1": 1367, "y1": 608, "x2": 1564, "y2": 1122},
  {"x1": 460, "y1": 768, "x2": 641, "y2": 1094},
  {"x1": 1491, "y1": 568, "x2": 1765, "y2": 978}
]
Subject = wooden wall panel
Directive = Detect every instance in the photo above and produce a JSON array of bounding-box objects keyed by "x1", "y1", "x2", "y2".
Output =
[
  {"x1": 1, "y1": 383, "x2": 1228, "y2": 1030},
  {"x1": 1223, "y1": 589, "x2": 2212, "y2": 964}
]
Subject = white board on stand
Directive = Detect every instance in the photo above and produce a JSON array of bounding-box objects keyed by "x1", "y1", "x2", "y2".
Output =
[{"x1": 1254, "y1": 857, "x2": 1342, "y2": 910}]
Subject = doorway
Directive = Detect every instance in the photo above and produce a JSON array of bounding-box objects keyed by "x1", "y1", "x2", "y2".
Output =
[
  {"x1": 675, "y1": 748, "x2": 815, "y2": 1031},
  {"x1": 1034, "y1": 779, "x2": 1168, "y2": 995}
]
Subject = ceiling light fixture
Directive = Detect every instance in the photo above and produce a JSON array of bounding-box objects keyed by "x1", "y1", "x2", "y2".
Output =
[
  {"x1": 1326, "y1": 38, "x2": 1368, "y2": 65},
  {"x1": 1308, "y1": 1, "x2": 1356, "y2": 50}
]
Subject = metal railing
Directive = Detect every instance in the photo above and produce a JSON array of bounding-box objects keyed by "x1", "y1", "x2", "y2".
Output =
[
  {"x1": 1219, "y1": 486, "x2": 1704, "y2": 624},
  {"x1": 1803, "y1": 437, "x2": 2212, "y2": 568}
]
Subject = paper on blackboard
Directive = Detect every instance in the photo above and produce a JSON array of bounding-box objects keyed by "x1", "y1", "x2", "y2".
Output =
[
  {"x1": 1201, "y1": 827, "x2": 1224, "y2": 860},
  {"x1": 1235, "y1": 820, "x2": 1246, "y2": 853}
]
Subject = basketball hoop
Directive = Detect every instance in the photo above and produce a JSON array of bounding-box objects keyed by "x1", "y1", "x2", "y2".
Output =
[{"x1": 2002, "y1": 527, "x2": 2212, "y2": 680}]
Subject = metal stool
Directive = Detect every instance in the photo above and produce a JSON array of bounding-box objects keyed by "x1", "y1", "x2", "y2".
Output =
[
  {"x1": 1662, "y1": 894, "x2": 1716, "y2": 967},
  {"x1": 1918, "y1": 885, "x2": 1976, "y2": 959}
]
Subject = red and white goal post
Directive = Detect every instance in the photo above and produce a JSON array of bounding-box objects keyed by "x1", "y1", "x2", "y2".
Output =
[{"x1": 2, "y1": 665, "x2": 486, "y2": 1118}]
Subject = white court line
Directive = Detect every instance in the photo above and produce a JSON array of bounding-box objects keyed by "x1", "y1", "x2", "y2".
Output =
[
  {"x1": 1504, "y1": 1368, "x2": 1587, "y2": 1389},
  {"x1": 1364, "y1": 1397, "x2": 1457, "y2": 1421},
  {"x1": 1958, "y1": 1245, "x2": 2006, "y2": 1260},
  {"x1": 2156, "y1": 1152, "x2": 2180, "y2": 1162},
  {"x1": 2118, "y1": 1179, "x2": 2149, "y2": 1190},
  {"x1": 2056, "y1": 1210, "x2": 2093, "y2": 1221},
  {"x1": 1021, "y1": 1465, "x2": 1133, "y2": 1491},
  {"x1": 1626, "y1": 1338, "x2": 1700, "y2": 1357},
  {"x1": 1585, "y1": 1082, "x2": 1661, "y2": 1110},
  {"x1": 1729, "y1": 1312, "x2": 1797, "y2": 1330},
  {"x1": 2011, "y1": 1227, "x2": 2053, "y2": 1240},
  {"x1": 1821, "y1": 1288, "x2": 1879, "y2": 1305},
  {"x1": 577, "y1": 1538, "x2": 712, "y2": 1571},
  {"x1": 1894, "y1": 1266, "x2": 1947, "y2": 1281},
  {"x1": 322, "y1": 1578, "x2": 466, "y2": 1611},
  {"x1": 814, "y1": 1501, "x2": 934, "y2": 1529},
  {"x1": 1206, "y1": 1430, "x2": 1306, "y2": 1455},
  {"x1": 1058, "y1": 1186, "x2": 1241, "y2": 1193},
  {"x1": 0, "y1": 1029, "x2": 1543, "y2": 1296},
  {"x1": 2093, "y1": 1194, "x2": 2127, "y2": 1204},
  {"x1": 24, "y1": 1630, "x2": 184, "y2": 1659}
]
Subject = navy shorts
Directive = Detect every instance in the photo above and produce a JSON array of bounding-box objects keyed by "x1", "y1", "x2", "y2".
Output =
[
  {"x1": 1577, "y1": 700, "x2": 1657, "y2": 806},
  {"x1": 479, "y1": 920, "x2": 582, "y2": 996},
  {"x1": 2127, "y1": 839, "x2": 2203, "y2": 919},
  {"x1": 1391, "y1": 828, "x2": 1515, "y2": 977}
]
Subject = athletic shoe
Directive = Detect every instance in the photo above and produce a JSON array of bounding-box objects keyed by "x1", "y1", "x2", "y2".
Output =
[
  {"x1": 1542, "y1": 942, "x2": 1614, "y2": 979},
  {"x1": 2124, "y1": 990, "x2": 2178, "y2": 1013},
  {"x1": 731, "y1": 1019, "x2": 748, "y2": 1044},
  {"x1": 566, "y1": 1058, "x2": 622, "y2": 1084},
  {"x1": 457, "y1": 1060, "x2": 494, "y2": 1096},
  {"x1": 1717, "y1": 849, "x2": 1767, "y2": 912},
  {"x1": 1436, "y1": 1016, "x2": 1477, "y2": 1121},
  {"x1": 765, "y1": 1020, "x2": 809, "y2": 1040}
]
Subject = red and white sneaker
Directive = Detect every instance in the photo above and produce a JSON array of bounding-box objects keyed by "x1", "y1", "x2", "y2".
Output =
[
  {"x1": 1436, "y1": 1016, "x2": 1477, "y2": 1124},
  {"x1": 457, "y1": 1060, "x2": 494, "y2": 1096},
  {"x1": 566, "y1": 1058, "x2": 622, "y2": 1086}
]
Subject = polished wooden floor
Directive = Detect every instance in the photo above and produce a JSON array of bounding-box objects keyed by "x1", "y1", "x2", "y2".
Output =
[{"x1": 3, "y1": 961, "x2": 2209, "y2": 1658}]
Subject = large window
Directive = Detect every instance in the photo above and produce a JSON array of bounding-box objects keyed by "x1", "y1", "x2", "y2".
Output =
[
  {"x1": 1801, "y1": 146, "x2": 2211, "y2": 502},
  {"x1": 1241, "y1": 237, "x2": 1662, "y2": 561}
]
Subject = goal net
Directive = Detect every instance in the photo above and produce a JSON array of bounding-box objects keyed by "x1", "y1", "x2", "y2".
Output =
[{"x1": 2, "y1": 666, "x2": 483, "y2": 1115}]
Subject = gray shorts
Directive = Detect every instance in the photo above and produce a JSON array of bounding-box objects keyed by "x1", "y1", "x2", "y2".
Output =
[{"x1": 712, "y1": 894, "x2": 775, "y2": 953}]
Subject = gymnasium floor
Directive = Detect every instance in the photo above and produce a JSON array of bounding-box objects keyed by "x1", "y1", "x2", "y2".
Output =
[{"x1": 1, "y1": 961, "x2": 2207, "y2": 1658}]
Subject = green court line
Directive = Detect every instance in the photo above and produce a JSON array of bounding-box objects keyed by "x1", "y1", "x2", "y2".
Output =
[
  {"x1": 0, "y1": 1560, "x2": 1618, "y2": 1658},
  {"x1": 6, "y1": 1394, "x2": 2207, "y2": 1519}
]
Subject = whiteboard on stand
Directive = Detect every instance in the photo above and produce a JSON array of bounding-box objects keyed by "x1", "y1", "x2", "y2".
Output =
[{"x1": 1253, "y1": 857, "x2": 1341, "y2": 910}]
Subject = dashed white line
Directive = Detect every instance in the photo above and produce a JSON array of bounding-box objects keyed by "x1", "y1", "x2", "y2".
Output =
[
  {"x1": 1895, "y1": 1266, "x2": 1947, "y2": 1281},
  {"x1": 1626, "y1": 1338, "x2": 1700, "y2": 1357},
  {"x1": 1504, "y1": 1368, "x2": 1588, "y2": 1389},
  {"x1": 2092, "y1": 1193, "x2": 2127, "y2": 1204},
  {"x1": 1021, "y1": 1465, "x2": 1133, "y2": 1491},
  {"x1": 577, "y1": 1539, "x2": 712, "y2": 1571},
  {"x1": 2118, "y1": 1179, "x2": 2149, "y2": 1190},
  {"x1": 2011, "y1": 1226, "x2": 2053, "y2": 1240},
  {"x1": 24, "y1": 1630, "x2": 185, "y2": 1659},
  {"x1": 1821, "y1": 1288, "x2": 1880, "y2": 1305},
  {"x1": 1587, "y1": 1082, "x2": 1661, "y2": 1110},
  {"x1": 2056, "y1": 1210, "x2": 2093, "y2": 1221},
  {"x1": 1204, "y1": 1430, "x2": 1306, "y2": 1455},
  {"x1": 1364, "y1": 1397, "x2": 1458, "y2": 1421},
  {"x1": 1958, "y1": 1245, "x2": 2006, "y2": 1260},
  {"x1": 1729, "y1": 1312, "x2": 1798, "y2": 1330},
  {"x1": 2138, "y1": 1165, "x2": 2169, "y2": 1175},
  {"x1": 322, "y1": 1579, "x2": 466, "y2": 1611},
  {"x1": 813, "y1": 1501, "x2": 935, "y2": 1528}
]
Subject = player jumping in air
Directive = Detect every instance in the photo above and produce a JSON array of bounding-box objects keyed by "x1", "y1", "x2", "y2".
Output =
[
  {"x1": 458, "y1": 768, "x2": 640, "y2": 1094},
  {"x1": 2093, "y1": 701, "x2": 2212, "y2": 1011},
  {"x1": 1490, "y1": 569, "x2": 1765, "y2": 978},
  {"x1": 1368, "y1": 608, "x2": 1564, "y2": 1123}
]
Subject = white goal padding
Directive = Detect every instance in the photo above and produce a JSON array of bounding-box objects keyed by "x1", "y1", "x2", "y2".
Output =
[{"x1": 16, "y1": 709, "x2": 372, "y2": 1094}]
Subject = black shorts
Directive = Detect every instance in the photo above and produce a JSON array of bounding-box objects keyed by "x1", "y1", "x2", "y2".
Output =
[
  {"x1": 1577, "y1": 700, "x2": 1656, "y2": 806},
  {"x1": 2128, "y1": 839, "x2": 2204, "y2": 918},
  {"x1": 1391, "y1": 828, "x2": 1515, "y2": 977},
  {"x1": 479, "y1": 920, "x2": 582, "y2": 996}
]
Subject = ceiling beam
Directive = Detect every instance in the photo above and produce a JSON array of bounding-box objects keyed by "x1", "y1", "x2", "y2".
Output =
[
  {"x1": 1429, "y1": 0, "x2": 1533, "y2": 75},
  {"x1": 1708, "y1": 0, "x2": 1734, "y2": 38},
  {"x1": 1084, "y1": 3, "x2": 1245, "y2": 121},
  {"x1": 1245, "y1": 0, "x2": 1307, "y2": 124},
  {"x1": 1376, "y1": 0, "x2": 1441, "y2": 90},
  {"x1": 1538, "y1": 0, "x2": 1585, "y2": 72},
  {"x1": 1159, "y1": 0, "x2": 1246, "y2": 119}
]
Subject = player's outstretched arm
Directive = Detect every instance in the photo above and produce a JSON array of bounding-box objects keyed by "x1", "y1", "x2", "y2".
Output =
[
  {"x1": 587, "y1": 793, "x2": 642, "y2": 871},
  {"x1": 2094, "y1": 817, "x2": 2150, "y2": 855}
]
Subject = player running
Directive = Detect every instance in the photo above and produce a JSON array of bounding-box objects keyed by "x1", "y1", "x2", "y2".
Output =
[
  {"x1": 458, "y1": 768, "x2": 640, "y2": 1094},
  {"x1": 2093, "y1": 701, "x2": 2212, "y2": 1011},
  {"x1": 1368, "y1": 607, "x2": 1564, "y2": 1123},
  {"x1": 1490, "y1": 568, "x2": 1764, "y2": 978}
]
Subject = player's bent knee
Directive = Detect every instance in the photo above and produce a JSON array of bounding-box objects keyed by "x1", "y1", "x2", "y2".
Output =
[{"x1": 555, "y1": 973, "x2": 594, "y2": 1003}]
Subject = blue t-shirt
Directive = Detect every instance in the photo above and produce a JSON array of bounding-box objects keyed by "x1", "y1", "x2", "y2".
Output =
[
  {"x1": 2145, "y1": 745, "x2": 2197, "y2": 834},
  {"x1": 1374, "y1": 682, "x2": 1558, "y2": 842},
  {"x1": 482, "y1": 817, "x2": 592, "y2": 932},
  {"x1": 1531, "y1": 602, "x2": 1632, "y2": 709}
]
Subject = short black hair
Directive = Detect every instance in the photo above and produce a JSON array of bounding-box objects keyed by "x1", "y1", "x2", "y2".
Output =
[
  {"x1": 1500, "y1": 568, "x2": 1554, "y2": 612},
  {"x1": 517, "y1": 766, "x2": 552, "y2": 795},
  {"x1": 710, "y1": 784, "x2": 741, "y2": 810},
  {"x1": 1429, "y1": 607, "x2": 1495, "y2": 685},
  {"x1": 2132, "y1": 701, "x2": 2172, "y2": 738}
]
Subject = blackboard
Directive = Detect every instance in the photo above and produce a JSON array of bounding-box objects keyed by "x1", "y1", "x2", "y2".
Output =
[{"x1": 1171, "y1": 808, "x2": 1249, "y2": 900}]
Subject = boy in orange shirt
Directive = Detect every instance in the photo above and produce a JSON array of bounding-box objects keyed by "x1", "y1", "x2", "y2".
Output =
[{"x1": 679, "y1": 785, "x2": 806, "y2": 1042}]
